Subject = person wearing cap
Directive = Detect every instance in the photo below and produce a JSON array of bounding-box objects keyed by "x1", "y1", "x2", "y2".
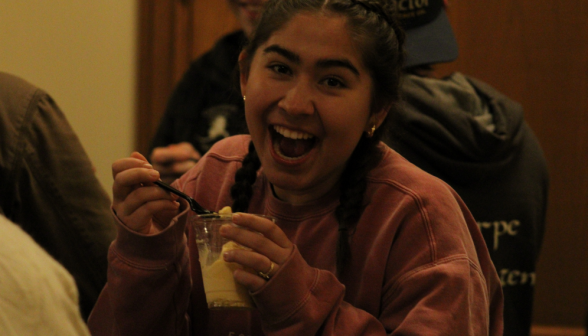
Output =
[{"x1": 384, "y1": 1, "x2": 550, "y2": 336}]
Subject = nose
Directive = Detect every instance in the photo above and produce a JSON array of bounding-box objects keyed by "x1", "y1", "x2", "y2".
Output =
[{"x1": 277, "y1": 79, "x2": 315, "y2": 116}]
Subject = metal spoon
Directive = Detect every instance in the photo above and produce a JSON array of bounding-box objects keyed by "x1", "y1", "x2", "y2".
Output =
[{"x1": 154, "y1": 180, "x2": 214, "y2": 215}]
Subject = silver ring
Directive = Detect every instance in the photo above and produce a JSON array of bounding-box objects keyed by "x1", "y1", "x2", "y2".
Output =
[{"x1": 258, "y1": 261, "x2": 275, "y2": 280}]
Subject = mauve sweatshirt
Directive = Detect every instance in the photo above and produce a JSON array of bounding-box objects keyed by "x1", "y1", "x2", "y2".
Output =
[{"x1": 89, "y1": 135, "x2": 503, "y2": 336}]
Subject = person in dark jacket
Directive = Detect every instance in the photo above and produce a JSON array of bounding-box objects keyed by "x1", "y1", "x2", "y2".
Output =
[
  {"x1": 149, "y1": 0, "x2": 268, "y2": 183},
  {"x1": 384, "y1": 1, "x2": 550, "y2": 335},
  {"x1": 0, "y1": 72, "x2": 117, "y2": 320}
]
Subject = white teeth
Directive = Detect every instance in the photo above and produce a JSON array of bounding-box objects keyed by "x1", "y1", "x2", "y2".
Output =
[{"x1": 273, "y1": 125, "x2": 314, "y2": 140}]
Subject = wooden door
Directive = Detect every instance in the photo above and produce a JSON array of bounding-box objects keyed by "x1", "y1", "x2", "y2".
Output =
[{"x1": 136, "y1": 0, "x2": 239, "y2": 154}]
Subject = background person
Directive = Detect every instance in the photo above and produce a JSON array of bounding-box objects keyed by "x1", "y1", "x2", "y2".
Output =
[
  {"x1": 149, "y1": 0, "x2": 268, "y2": 183},
  {"x1": 0, "y1": 214, "x2": 91, "y2": 336},
  {"x1": 0, "y1": 72, "x2": 117, "y2": 320},
  {"x1": 384, "y1": 1, "x2": 550, "y2": 335},
  {"x1": 89, "y1": 0, "x2": 502, "y2": 335}
]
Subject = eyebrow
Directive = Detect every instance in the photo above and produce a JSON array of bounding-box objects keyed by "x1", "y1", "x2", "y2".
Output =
[
  {"x1": 263, "y1": 44, "x2": 360, "y2": 77},
  {"x1": 316, "y1": 59, "x2": 359, "y2": 77},
  {"x1": 263, "y1": 45, "x2": 300, "y2": 64}
]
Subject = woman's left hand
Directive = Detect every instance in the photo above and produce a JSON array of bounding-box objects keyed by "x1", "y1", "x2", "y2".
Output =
[{"x1": 219, "y1": 213, "x2": 294, "y2": 292}]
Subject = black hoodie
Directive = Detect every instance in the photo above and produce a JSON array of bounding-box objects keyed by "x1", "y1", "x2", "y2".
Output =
[
  {"x1": 386, "y1": 73, "x2": 549, "y2": 336},
  {"x1": 149, "y1": 31, "x2": 247, "y2": 155}
]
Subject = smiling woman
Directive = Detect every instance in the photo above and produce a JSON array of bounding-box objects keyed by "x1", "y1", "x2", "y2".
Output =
[
  {"x1": 89, "y1": 1, "x2": 503, "y2": 335},
  {"x1": 240, "y1": 12, "x2": 379, "y2": 205}
]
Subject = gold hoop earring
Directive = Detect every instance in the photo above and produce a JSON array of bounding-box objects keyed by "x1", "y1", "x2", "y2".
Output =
[
  {"x1": 367, "y1": 124, "x2": 376, "y2": 138},
  {"x1": 243, "y1": 95, "x2": 246, "y2": 101}
]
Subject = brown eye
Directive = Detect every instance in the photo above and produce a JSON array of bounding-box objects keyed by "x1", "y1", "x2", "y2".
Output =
[
  {"x1": 270, "y1": 64, "x2": 291, "y2": 75},
  {"x1": 323, "y1": 77, "x2": 345, "y2": 88}
]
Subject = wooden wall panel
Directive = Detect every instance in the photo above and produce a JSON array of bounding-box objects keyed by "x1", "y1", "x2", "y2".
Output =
[
  {"x1": 191, "y1": 0, "x2": 240, "y2": 59},
  {"x1": 531, "y1": 325, "x2": 586, "y2": 336},
  {"x1": 136, "y1": 1, "x2": 190, "y2": 155}
]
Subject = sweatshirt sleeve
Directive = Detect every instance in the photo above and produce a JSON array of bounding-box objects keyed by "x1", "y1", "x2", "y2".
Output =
[
  {"x1": 381, "y1": 256, "x2": 495, "y2": 335},
  {"x1": 87, "y1": 206, "x2": 192, "y2": 336},
  {"x1": 250, "y1": 246, "x2": 387, "y2": 335},
  {"x1": 251, "y1": 246, "x2": 496, "y2": 336}
]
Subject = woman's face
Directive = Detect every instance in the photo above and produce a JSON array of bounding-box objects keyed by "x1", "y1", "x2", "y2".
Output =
[{"x1": 241, "y1": 12, "x2": 386, "y2": 205}]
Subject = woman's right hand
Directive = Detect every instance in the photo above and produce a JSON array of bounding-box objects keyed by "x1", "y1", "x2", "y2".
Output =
[{"x1": 112, "y1": 152, "x2": 181, "y2": 234}]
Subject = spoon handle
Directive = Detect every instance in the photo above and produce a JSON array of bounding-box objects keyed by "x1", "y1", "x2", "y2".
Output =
[{"x1": 153, "y1": 180, "x2": 213, "y2": 215}]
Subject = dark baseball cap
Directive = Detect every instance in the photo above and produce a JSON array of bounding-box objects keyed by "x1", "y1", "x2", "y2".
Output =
[{"x1": 392, "y1": 0, "x2": 459, "y2": 68}]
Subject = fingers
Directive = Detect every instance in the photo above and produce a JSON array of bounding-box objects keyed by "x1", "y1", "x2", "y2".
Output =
[
  {"x1": 131, "y1": 151, "x2": 149, "y2": 162},
  {"x1": 233, "y1": 268, "x2": 269, "y2": 293},
  {"x1": 219, "y1": 214, "x2": 293, "y2": 292},
  {"x1": 150, "y1": 142, "x2": 201, "y2": 166},
  {"x1": 155, "y1": 160, "x2": 198, "y2": 183},
  {"x1": 115, "y1": 184, "x2": 178, "y2": 218},
  {"x1": 112, "y1": 155, "x2": 160, "y2": 204},
  {"x1": 118, "y1": 197, "x2": 180, "y2": 234},
  {"x1": 112, "y1": 153, "x2": 152, "y2": 180},
  {"x1": 224, "y1": 248, "x2": 278, "y2": 277},
  {"x1": 232, "y1": 213, "x2": 293, "y2": 250},
  {"x1": 223, "y1": 248, "x2": 278, "y2": 292},
  {"x1": 220, "y1": 213, "x2": 293, "y2": 282},
  {"x1": 111, "y1": 152, "x2": 180, "y2": 234},
  {"x1": 150, "y1": 143, "x2": 201, "y2": 182}
]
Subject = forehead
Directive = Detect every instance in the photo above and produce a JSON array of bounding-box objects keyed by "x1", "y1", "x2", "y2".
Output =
[{"x1": 259, "y1": 12, "x2": 366, "y2": 71}]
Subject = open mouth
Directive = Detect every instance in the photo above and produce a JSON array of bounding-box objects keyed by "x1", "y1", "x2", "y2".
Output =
[{"x1": 270, "y1": 125, "x2": 317, "y2": 160}]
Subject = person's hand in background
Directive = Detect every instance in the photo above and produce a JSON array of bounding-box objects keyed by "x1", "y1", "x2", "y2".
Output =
[{"x1": 150, "y1": 142, "x2": 201, "y2": 184}]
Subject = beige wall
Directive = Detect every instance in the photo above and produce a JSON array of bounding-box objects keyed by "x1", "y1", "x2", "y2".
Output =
[{"x1": 0, "y1": 1, "x2": 136, "y2": 198}]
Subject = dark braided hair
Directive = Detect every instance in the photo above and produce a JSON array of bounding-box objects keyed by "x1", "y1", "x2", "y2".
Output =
[
  {"x1": 231, "y1": 141, "x2": 261, "y2": 213},
  {"x1": 232, "y1": 0, "x2": 405, "y2": 274}
]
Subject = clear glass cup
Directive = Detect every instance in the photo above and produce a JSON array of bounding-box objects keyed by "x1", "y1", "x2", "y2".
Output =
[{"x1": 192, "y1": 213, "x2": 273, "y2": 310}]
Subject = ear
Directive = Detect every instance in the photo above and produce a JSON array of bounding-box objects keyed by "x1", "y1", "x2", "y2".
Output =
[
  {"x1": 239, "y1": 50, "x2": 250, "y2": 96},
  {"x1": 364, "y1": 106, "x2": 389, "y2": 133}
]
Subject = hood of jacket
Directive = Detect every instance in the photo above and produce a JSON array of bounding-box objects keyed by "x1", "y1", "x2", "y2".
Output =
[{"x1": 391, "y1": 72, "x2": 526, "y2": 184}]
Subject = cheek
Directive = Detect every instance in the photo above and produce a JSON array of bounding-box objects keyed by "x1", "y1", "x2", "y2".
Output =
[
  {"x1": 320, "y1": 107, "x2": 368, "y2": 166},
  {"x1": 244, "y1": 99, "x2": 264, "y2": 139},
  {"x1": 243, "y1": 72, "x2": 266, "y2": 122},
  {"x1": 243, "y1": 77, "x2": 276, "y2": 150},
  {"x1": 323, "y1": 100, "x2": 371, "y2": 139},
  {"x1": 243, "y1": 68, "x2": 285, "y2": 130}
]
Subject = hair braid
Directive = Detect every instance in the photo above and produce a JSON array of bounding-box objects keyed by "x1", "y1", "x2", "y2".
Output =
[
  {"x1": 335, "y1": 135, "x2": 383, "y2": 274},
  {"x1": 230, "y1": 141, "x2": 261, "y2": 213}
]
